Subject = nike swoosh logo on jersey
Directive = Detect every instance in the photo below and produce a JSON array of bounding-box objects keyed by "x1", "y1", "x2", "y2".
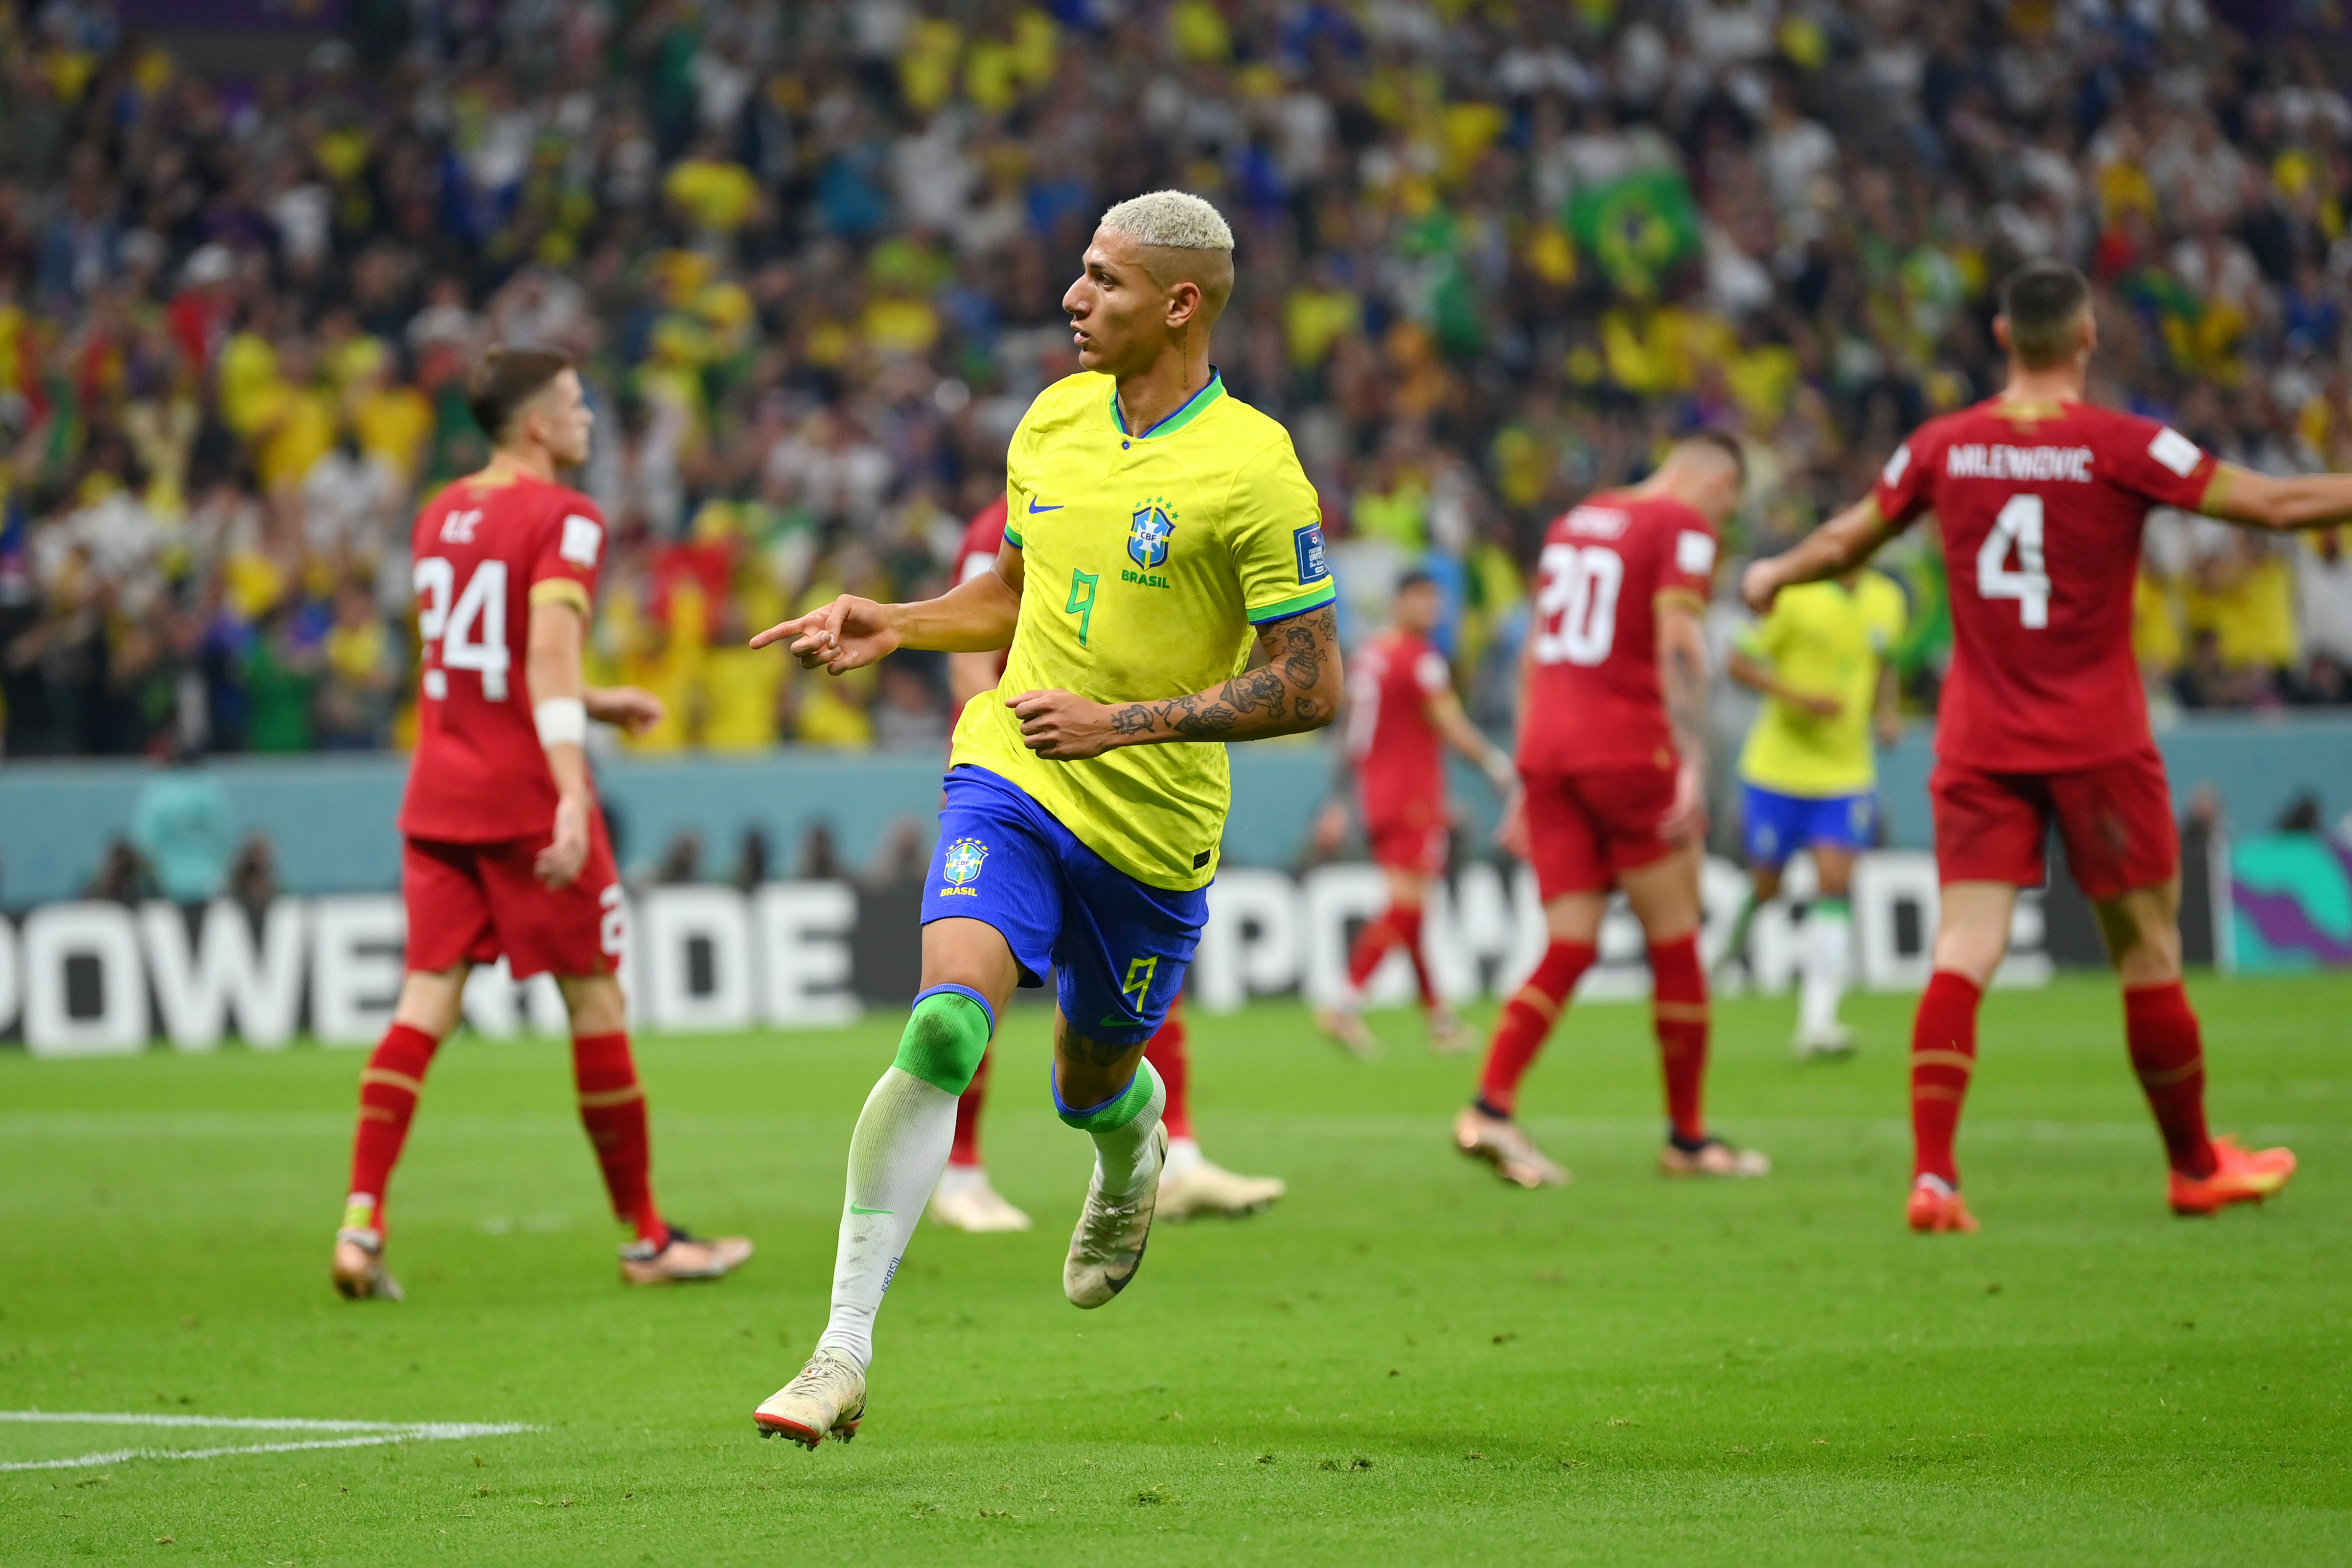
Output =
[
  {"x1": 1028, "y1": 499, "x2": 1064, "y2": 513},
  {"x1": 848, "y1": 1204, "x2": 893, "y2": 1216}
]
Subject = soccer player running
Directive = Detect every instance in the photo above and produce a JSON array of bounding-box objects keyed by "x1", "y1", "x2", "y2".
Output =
[
  {"x1": 332, "y1": 348, "x2": 752, "y2": 1300},
  {"x1": 1457, "y1": 433, "x2": 1771, "y2": 1188},
  {"x1": 1719, "y1": 564, "x2": 1907, "y2": 1057},
  {"x1": 1743, "y1": 260, "x2": 2336, "y2": 1230},
  {"x1": 931, "y1": 497, "x2": 1285, "y2": 1231},
  {"x1": 748, "y1": 192, "x2": 1343, "y2": 1447},
  {"x1": 1315, "y1": 568, "x2": 1520, "y2": 1058}
]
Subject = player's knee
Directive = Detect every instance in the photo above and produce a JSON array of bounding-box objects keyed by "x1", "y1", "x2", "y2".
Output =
[{"x1": 892, "y1": 988, "x2": 994, "y2": 1095}]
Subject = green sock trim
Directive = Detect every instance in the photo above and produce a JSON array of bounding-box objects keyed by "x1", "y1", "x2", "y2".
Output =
[
  {"x1": 891, "y1": 990, "x2": 993, "y2": 1095},
  {"x1": 1812, "y1": 896, "x2": 1851, "y2": 918},
  {"x1": 1055, "y1": 1061, "x2": 1160, "y2": 1133}
]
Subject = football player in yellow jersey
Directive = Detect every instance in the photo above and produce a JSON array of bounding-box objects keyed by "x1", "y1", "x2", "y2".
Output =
[
  {"x1": 746, "y1": 192, "x2": 1343, "y2": 1450},
  {"x1": 1722, "y1": 568, "x2": 1908, "y2": 1057}
]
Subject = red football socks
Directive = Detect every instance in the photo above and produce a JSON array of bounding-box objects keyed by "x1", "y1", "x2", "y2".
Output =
[
  {"x1": 949, "y1": 1045, "x2": 993, "y2": 1167},
  {"x1": 2124, "y1": 981, "x2": 2218, "y2": 1178},
  {"x1": 572, "y1": 1032, "x2": 666, "y2": 1245},
  {"x1": 1476, "y1": 940, "x2": 1595, "y2": 1116},
  {"x1": 1649, "y1": 934, "x2": 1708, "y2": 1145},
  {"x1": 345, "y1": 1022, "x2": 441, "y2": 1233},
  {"x1": 1345, "y1": 908, "x2": 1400, "y2": 990},
  {"x1": 1143, "y1": 1011, "x2": 1192, "y2": 1141},
  {"x1": 1910, "y1": 970, "x2": 1983, "y2": 1185}
]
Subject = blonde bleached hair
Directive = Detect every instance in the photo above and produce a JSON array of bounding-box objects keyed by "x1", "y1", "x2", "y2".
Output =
[{"x1": 1097, "y1": 190, "x2": 1235, "y2": 252}]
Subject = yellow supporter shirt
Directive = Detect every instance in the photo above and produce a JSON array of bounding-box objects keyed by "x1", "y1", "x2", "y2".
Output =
[
  {"x1": 1736, "y1": 571, "x2": 1907, "y2": 798},
  {"x1": 951, "y1": 369, "x2": 1333, "y2": 890}
]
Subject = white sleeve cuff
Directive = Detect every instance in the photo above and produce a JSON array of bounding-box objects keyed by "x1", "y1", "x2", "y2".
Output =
[{"x1": 534, "y1": 697, "x2": 588, "y2": 748}]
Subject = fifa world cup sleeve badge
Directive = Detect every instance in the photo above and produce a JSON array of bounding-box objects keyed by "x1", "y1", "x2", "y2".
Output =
[{"x1": 941, "y1": 836, "x2": 988, "y2": 897}]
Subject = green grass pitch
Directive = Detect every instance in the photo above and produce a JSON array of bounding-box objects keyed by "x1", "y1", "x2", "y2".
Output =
[{"x1": 1, "y1": 973, "x2": 2346, "y2": 1565}]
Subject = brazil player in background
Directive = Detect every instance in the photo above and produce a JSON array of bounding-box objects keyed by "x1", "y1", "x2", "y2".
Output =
[
  {"x1": 746, "y1": 192, "x2": 1343, "y2": 1448},
  {"x1": 1719, "y1": 566, "x2": 1906, "y2": 1058},
  {"x1": 1744, "y1": 260, "x2": 2352, "y2": 1230}
]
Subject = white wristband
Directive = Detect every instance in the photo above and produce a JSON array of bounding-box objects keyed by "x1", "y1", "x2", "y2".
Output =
[{"x1": 534, "y1": 697, "x2": 588, "y2": 748}]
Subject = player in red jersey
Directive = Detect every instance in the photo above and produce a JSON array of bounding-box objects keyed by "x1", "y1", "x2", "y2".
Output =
[
  {"x1": 926, "y1": 495, "x2": 1284, "y2": 1229},
  {"x1": 1314, "y1": 569, "x2": 1519, "y2": 1057},
  {"x1": 1457, "y1": 433, "x2": 1771, "y2": 1189},
  {"x1": 1744, "y1": 261, "x2": 2338, "y2": 1229},
  {"x1": 330, "y1": 348, "x2": 752, "y2": 1299}
]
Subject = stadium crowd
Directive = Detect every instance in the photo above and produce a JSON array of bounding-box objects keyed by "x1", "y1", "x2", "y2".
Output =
[{"x1": 1, "y1": 0, "x2": 2349, "y2": 761}]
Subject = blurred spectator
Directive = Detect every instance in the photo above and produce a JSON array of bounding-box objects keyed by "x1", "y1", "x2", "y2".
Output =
[
  {"x1": 130, "y1": 748, "x2": 235, "y2": 903},
  {"x1": 228, "y1": 832, "x2": 278, "y2": 915},
  {"x1": 0, "y1": 0, "x2": 2348, "y2": 769}
]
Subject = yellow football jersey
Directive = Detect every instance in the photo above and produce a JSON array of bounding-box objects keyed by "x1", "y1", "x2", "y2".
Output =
[
  {"x1": 1736, "y1": 571, "x2": 1908, "y2": 797},
  {"x1": 951, "y1": 369, "x2": 1333, "y2": 889}
]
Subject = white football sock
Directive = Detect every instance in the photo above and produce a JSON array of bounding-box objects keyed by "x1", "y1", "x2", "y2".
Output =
[
  {"x1": 1090, "y1": 1063, "x2": 1167, "y2": 1200},
  {"x1": 814, "y1": 1067, "x2": 957, "y2": 1371},
  {"x1": 1799, "y1": 902, "x2": 1852, "y2": 1038}
]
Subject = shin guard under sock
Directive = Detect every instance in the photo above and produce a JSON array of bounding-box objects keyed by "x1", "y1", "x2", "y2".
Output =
[
  {"x1": 1476, "y1": 941, "x2": 1595, "y2": 1116},
  {"x1": 1910, "y1": 970, "x2": 1983, "y2": 1185},
  {"x1": 1649, "y1": 934, "x2": 1708, "y2": 1145},
  {"x1": 2124, "y1": 981, "x2": 2218, "y2": 1178},
  {"x1": 345, "y1": 1022, "x2": 441, "y2": 1234},
  {"x1": 949, "y1": 1046, "x2": 993, "y2": 1168},
  {"x1": 573, "y1": 1031, "x2": 665, "y2": 1244},
  {"x1": 1142, "y1": 1014, "x2": 1191, "y2": 1142}
]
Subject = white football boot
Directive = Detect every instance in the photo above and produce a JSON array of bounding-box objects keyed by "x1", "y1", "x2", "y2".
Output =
[
  {"x1": 754, "y1": 1348, "x2": 866, "y2": 1448},
  {"x1": 1064, "y1": 1123, "x2": 1168, "y2": 1307},
  {"x1": 330, "y1": 1227, "x2": 404, "y2": 1302},
  {"x1": 1660, "y1": 1137, "x2": 1773, "y2": 1177},
  {"x1": 1156, "y1": 1139, "x2": 1286, "y2": 1222},
  {"x1": 1314, "y1": 1004, "x2": 1379, "y2": 1060}
]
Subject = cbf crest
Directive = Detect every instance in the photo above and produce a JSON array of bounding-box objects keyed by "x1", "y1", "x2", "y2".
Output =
[
  {"x1": 1128, "y1": 498, "x2": 1176, "y2": 571},
  {"x1": 942, "y1": 836, "x2": 988, "y2": 892}
]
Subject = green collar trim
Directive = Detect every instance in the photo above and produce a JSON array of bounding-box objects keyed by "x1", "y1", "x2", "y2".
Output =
[{"x1": 1110, "y1": 369, "x2": 1225, "y2": 439}]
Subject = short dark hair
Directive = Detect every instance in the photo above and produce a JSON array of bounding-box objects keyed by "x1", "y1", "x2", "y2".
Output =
[
  {"x1": 1674, "y1": 427, "x2": 1746, "y2": 484},
  {"x1": 467, "y1": 346, "x2": 572, "y2": 444},
  {"x1": 1999, "y1": 261, "x2": 2091, "y2": 368},
  {"x1": 1397, "y1": 568, "x2": 1438, "y2": 594}
]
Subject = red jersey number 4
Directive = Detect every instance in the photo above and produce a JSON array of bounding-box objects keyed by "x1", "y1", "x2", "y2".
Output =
[{"x1": 1872, "y1": 401, "x2": 2215, "y2": 772}]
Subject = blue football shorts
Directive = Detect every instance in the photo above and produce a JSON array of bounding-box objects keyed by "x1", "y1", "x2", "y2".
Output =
[
  {"x1": 1740, "y1": 782, "x2": 1879, "y2": 868},
  {"x1": 921, "y1": 765, "x2": 1207, "y2": 1045}
]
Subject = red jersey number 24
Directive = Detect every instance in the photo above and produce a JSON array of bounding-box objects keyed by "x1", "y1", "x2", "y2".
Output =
[
  {"x1": 414, "y1": 556, "x2": 513, "y2": 700},
  {"x1": 1532, "y1": 542, "x2": 1624, "y2": 666}
]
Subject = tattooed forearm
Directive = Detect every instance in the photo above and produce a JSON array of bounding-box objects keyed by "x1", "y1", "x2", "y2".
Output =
[{"x1": 1104, "y1": 605, "x2": 1343, "y2": 749}]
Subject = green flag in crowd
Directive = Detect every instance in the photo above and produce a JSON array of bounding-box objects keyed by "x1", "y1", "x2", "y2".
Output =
[{"x1": 1567, "y1": 167, "x2": 1701, "y2": 297}]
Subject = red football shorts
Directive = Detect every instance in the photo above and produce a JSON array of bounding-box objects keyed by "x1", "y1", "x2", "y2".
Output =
[
  {"x1": 1367, "y1": 805, "x2": 1449, "y2": 875},
  {"x1": 1522, "y1": 763, "x2": 1678, "y2": 899},
  {"x1": 401, "y1": 812, "x2": 623, "y2": 980},
  {"x1": 1930, "y1": 745, "x2": 2178, "y2": 900}
]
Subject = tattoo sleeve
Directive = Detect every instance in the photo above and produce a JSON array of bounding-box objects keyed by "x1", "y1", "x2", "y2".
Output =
[{"x1": 1105, "y1": 605, "x2": 1342, "y2": 747}]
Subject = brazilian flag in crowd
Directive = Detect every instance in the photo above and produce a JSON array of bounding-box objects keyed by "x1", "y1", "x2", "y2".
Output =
[{"x1": 1567, "y1": 168, "x2": 1702, "y2": 298}]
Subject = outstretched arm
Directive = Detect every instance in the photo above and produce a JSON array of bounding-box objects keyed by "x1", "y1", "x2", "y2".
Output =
[
  {"x1": 1726, "y1": 646, "x2": 1843, "y2": 717},
  {"x1": 1007, "y1": 604, "x2": 1344, "y2": 761},
  {"x1": 751, "y1": 543, "x2": 1026, "y2": 672},
  {"x1": 1740, "y1": 497, "x2": 1901, "y2": 614},
  {"x1": 2199, "y1": 464, "x2": 2352, "y2": 532}
]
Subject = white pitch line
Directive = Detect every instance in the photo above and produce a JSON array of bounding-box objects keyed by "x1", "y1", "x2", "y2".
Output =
[{"x1": 0, "y1": 1413, "x2": 533, "y2": 1473}]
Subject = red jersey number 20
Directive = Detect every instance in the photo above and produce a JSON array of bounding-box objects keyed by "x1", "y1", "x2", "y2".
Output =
[
  {"x1": 1532, "y1": 541, "x2": 1624, "y2": 666},
  {"x1": 415, "y1": 550, "x2": 513, "y2": 701}
]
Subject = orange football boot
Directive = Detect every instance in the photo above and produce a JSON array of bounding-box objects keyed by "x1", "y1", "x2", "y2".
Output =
[
  {"x1": 1906, "y1": 1175, "x2": 1978, "y2": 1233},
  {"x1": 2168, "y1": 1135, "x2": 2297, "y2": 1217}
]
